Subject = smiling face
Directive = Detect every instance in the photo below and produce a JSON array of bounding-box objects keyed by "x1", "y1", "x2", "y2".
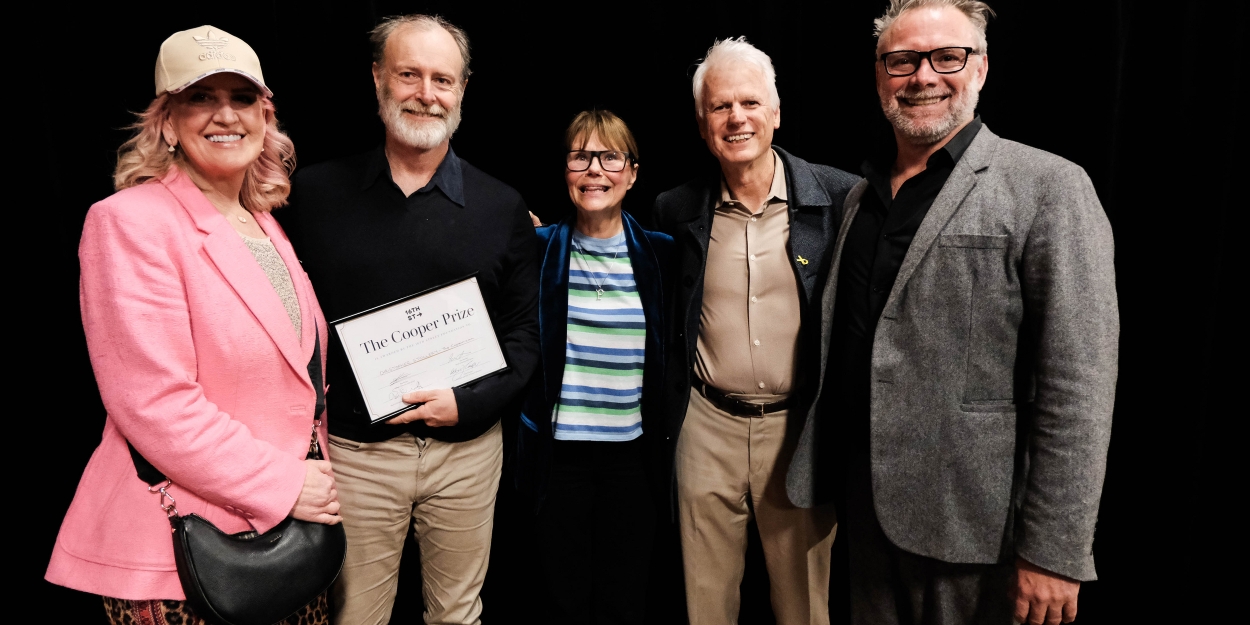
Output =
[
  {"x1": 876, "y1": 5, "x2": 988, "y2": 146},
  {"x1": 566, "y1": 133, "x2": 637, "y2": 219},
  {"x1": 162, "y1": 73, "x2": 266, "y2": 183},
  {"x1": 698, "y1": 62, "x2": 780, "y2": 171},
  {"x1": 373, "y1": 25, "x2": 466, "y2": 150}
]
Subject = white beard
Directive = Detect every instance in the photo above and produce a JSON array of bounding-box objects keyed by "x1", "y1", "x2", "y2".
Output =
[
  {"x1": 882, "y1": 84, "x2": 979, "y2": 145},
  {"x1": 378, "y1": 84, "x2": 463, "y2": 150}
]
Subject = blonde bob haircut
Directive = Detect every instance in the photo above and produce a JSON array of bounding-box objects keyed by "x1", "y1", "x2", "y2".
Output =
[
  {"x1": 113, "y1": 91, "x2": 297, "y2": 213},
  {"x1": 565, "y1": 109, "x2": 640, "y2": 163}
]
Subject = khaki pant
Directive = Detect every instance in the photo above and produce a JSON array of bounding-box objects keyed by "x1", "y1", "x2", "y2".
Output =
[
  {"x1": 676, "y1": 390, "x2": 838, "y2": 625},
  {"x1": 328, "y1": 422, "x2": 502, "y2": 625}
]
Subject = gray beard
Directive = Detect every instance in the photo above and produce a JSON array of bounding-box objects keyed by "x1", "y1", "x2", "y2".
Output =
[
  {"x1": 882, "y1": 86, "x2": 979, "y2": 145},
  {"x1": 378, "y1": 87, "x2": 462, "y2": 150}
]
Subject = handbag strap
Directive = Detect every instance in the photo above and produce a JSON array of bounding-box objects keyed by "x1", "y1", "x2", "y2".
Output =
[{"x1": 128, "y1": 325, "x2": 325, "y2": 487}]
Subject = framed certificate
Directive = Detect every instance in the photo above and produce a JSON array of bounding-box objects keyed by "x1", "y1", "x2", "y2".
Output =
[{"x1": 331, "y1": 275, "x2": 508, "y2": 424}]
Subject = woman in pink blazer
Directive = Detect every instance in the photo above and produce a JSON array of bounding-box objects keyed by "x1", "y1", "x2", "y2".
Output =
[{"x1": 45, "y1": 26, "x2": 340, "y2": 625}]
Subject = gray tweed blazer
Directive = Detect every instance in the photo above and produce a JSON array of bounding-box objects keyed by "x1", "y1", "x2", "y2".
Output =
[{"x1": 785, "y1": 126, "x2": 1118, "y2": 581}]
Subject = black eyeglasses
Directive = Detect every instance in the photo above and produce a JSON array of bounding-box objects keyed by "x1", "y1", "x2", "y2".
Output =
[
  {"x1": 566, "y1": 150, "x2": 636, "y2": 172},
  {"x1": 879, "y1": 47, "x2": 980, "y2": 76}
]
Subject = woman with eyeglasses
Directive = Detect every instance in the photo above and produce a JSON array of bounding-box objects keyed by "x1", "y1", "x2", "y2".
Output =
[{"x1": 515, "y1": 110, "x2": 672, "y2": 624}]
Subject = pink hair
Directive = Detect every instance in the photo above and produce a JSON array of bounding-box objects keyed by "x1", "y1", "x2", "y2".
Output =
[{"x1": 114, "y1": 92, "x2": 296, "y2": 213}]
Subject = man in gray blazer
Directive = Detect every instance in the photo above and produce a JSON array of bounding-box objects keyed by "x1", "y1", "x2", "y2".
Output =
[{"x1": 785, "y1": 2, "x2": 1118, "y2": 624}]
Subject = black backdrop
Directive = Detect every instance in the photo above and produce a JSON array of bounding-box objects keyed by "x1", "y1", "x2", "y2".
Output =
[{"x1": 28, "y1": 1, "x2": 1237, "y2": 622}]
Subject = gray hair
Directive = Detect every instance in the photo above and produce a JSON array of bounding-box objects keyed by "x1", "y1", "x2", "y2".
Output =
[
  {"x1": 691, "y1": 37, "x2": 780, "y2": 119},
  {"x1": 873, "y1": 0, "x2": 995, "y2": 52},
  {"x1": 370, "y1": 14, "x2": 472, "y2": 82}
]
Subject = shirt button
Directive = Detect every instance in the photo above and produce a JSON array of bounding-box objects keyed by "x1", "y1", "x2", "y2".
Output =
[
  {"x1": 751, "y1": 296, "x2": 758, "y2": 303},
  {"x1": 758, "y1": 382, "x2": 766, "y2": 389},
  {"x1": 750, "y1": 217, "x2": 758, "y2": 222},
  {"x1": 753, "y1": 339, "x2": 761, "y2": 346},
  {"x1": 749, "y1": 254, "x2": 757, "y2": 261}
]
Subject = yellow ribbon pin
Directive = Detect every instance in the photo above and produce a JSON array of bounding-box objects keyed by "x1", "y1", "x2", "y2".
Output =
[{"x1": 796, "y1": 255, "x2": 809, "y2": 265}]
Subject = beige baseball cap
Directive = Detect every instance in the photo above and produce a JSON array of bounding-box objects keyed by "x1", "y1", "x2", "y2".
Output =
[{"x1": 154, "y1": 26, "x2": 272, "y2": 97}]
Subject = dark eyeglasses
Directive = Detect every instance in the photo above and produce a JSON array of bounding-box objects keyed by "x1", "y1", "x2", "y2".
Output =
[
  {"x1": 879, "y1": 47, "x2": 980, "y2": 76},
  {"x1": 566, "y1": 150, "x2": 636, "y2": 172}
]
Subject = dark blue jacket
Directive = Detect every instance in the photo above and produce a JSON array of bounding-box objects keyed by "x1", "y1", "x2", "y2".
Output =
[
  {"x1": 515, "y1": 211, "x2": 674, "y2": 514},
  {"x1": 652, "y1": 146, "x2": 860, "y2": 512}
]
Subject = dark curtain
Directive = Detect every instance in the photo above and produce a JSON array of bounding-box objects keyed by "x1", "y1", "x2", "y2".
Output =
[{"x1": 29, "y1": 1, "x2": 1235, "y2": 622}]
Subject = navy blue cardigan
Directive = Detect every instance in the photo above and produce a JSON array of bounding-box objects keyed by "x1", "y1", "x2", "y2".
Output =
[{"x1": 515, "y1": 212, "x2": 674, "y2": 514}]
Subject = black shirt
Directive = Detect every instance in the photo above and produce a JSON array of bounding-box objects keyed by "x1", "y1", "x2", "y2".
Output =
[
  {"x1": 278, "y1": 145, "x2": 540, "y2": 443},
  {"x1": 829, "y1": 118, "x2": 983, "y2": 451}
]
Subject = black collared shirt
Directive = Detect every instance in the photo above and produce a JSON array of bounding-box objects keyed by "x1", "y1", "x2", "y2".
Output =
[
  {"x1": 829, "y1": 117, "x2": 983, "y2": 450},
  {"x1": 279, "y1": 144, "x2": 539, "y2": 443},
  {"x1": 365, "y1": 143, "x2": 466, "y2": 207}
]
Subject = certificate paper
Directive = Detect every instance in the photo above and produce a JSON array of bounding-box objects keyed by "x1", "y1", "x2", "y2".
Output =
[{"x1": 331, "y1": 276, "x2": 508, "y2": 424}]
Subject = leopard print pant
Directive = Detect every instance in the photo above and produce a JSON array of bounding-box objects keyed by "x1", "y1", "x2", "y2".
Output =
[{"x1": 102, "y1": 592, "x2": 328, "y2": 625}]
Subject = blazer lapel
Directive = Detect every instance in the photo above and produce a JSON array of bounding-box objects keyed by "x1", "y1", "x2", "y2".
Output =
[
  {"x1": 677, "y1": 177, "x2": 717, "y2": 349},
  {"x1": 162, "y1": 169, "x2": 309, "y2": 378},
  {"x1": 624, "y1": 212, "x2": 663, "y2": 354},
  {"x1": 819, "y1": 180, "x2": 868, "y2": 374},
  {"x1": 540, "y1": 220, "x2": 573, "y2": 404},
  {"x1": 790, "y1": 180, "x2": 866, "y2": 508},
  {"x1": 623, "y1": 213, "x2": 667, "y2": 430},
  {"x1": 687, "y1": 183, "x2": 716, "y2": 260},
  {"x1": 882, "y1": 128, "x2": 998, "y2": 316},
  {"x1": 625, "y1": 212, "x2": 665, "y2": 325},
  {"x1": 778, "y1": 148, "x2": 833, "y2": 304}
]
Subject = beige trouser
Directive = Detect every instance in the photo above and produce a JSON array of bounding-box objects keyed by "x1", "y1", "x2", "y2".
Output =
[
  {"x1": 677, "y1": 390, "x2": 838, "y2": 625},
  {"x1": 328, "y1": 421, "x2": 502, "y2": 625}
]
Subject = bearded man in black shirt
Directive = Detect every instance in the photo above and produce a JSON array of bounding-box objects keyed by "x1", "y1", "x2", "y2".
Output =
[
  {"x1": 784, "y1": 2, "x2": 1118, "y2": 624},
  {"x1": 278, "y1": 14, "x2": 538, "y2": 625}
]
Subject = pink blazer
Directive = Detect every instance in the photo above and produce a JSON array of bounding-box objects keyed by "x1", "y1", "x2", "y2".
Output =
[{"x1": 46, "y1": 167, "x2": 330, "y2": 600}]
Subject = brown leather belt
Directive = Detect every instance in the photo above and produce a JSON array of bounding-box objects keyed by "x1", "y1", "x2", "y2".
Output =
[{"x1": 694, "y1": 380, "x2": 790, "y2": 417}]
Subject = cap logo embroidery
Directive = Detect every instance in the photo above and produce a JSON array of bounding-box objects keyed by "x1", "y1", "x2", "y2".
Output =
[{"x1": 192, "y1": 30, "x2": 236, "y2": 61}]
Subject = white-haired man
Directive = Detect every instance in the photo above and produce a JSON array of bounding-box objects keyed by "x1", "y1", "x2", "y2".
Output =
[
  {"x1": 279, "y1": 14, "x2": 539, "y2": 625},
  {"x1": 652, "y1": 37, "x2": 859, "y2": 625},
  {"x1": 785, "y1": 1, "x2": 1118, "y2": 624}
]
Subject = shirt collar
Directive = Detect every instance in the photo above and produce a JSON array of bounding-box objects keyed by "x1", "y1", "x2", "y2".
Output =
[
  {"x1": 861, "y1": 116, "x2": 984, "y2": 189},
  {"x1": 718, "y1": 149, "x2": 788, "y2": 211},
  {"x1": 361, "y1": 143, "x2": 466, "y2": 207},
  {"x1": 941, "y1": 116, "x2": 982, "y2": 166}
]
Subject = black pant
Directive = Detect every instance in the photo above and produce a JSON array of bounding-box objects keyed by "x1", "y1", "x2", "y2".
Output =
[
  {"x1": 537, "y1": 437, "x2": 655, "y2": 625},
  {"x1": 843, "y1": 452, "x2": 1014, "y2": 625}
]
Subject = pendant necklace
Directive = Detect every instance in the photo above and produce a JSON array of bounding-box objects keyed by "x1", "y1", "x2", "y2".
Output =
[
  {"x1": 579, "y1": 241, "x2": 619, "y2": 300},
  {"x1": 237, "y1": 214, "x2": 248, "y2": 223}
]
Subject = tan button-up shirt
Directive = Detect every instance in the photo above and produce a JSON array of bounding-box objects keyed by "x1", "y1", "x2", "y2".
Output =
[{"x1": 694, "y1": 151, "x2": 802, "y2": 399}]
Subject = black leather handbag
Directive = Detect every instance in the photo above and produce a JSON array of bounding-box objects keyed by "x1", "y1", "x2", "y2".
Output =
[{"x1": 129, "y1": 331, "x2": 346, "y2": 625}]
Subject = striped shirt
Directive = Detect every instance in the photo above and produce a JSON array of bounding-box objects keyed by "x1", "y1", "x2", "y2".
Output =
[{"x1": 553, "y1": 230, "x2": 645, "y2": 441}]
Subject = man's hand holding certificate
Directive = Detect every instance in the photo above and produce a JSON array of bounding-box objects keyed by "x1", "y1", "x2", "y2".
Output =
[
  {"x1": 331, "y1": 276, "x2": 509, "y2": 425},
  {"x1": 393, "y1": 389, "x2": 458, "y2": 426}
]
